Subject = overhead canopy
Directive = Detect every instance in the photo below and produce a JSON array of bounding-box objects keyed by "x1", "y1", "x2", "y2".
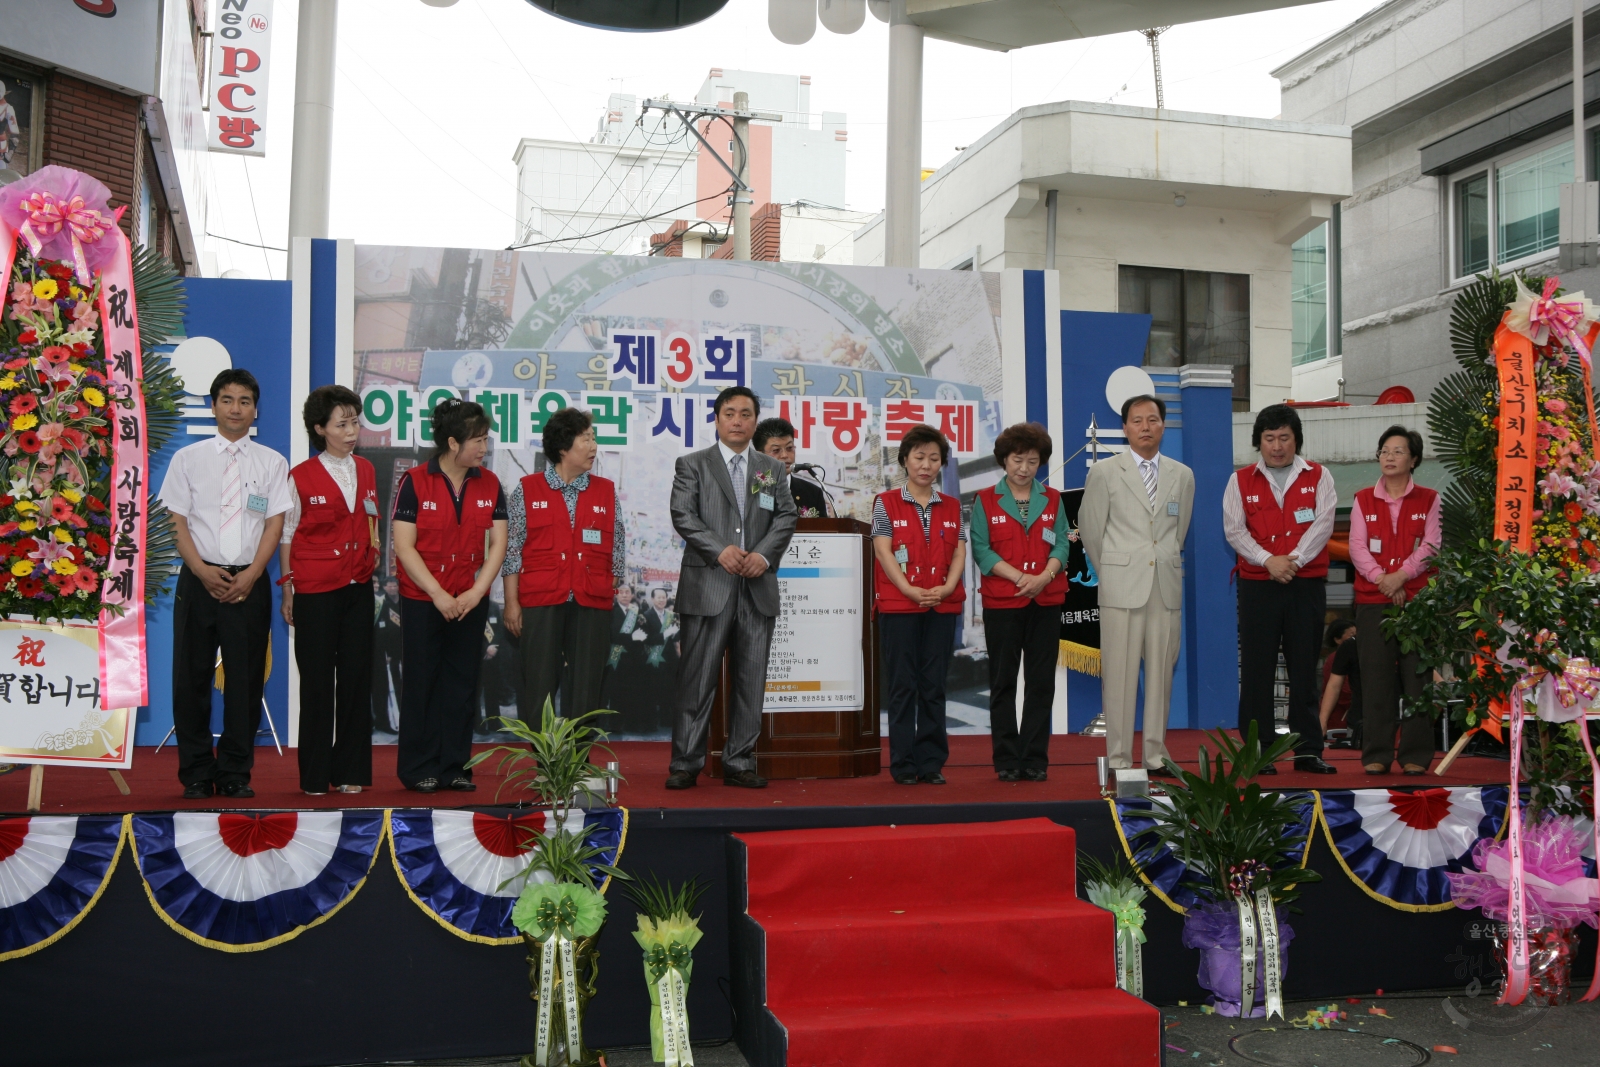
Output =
[{"x1": 904, "y1": 0, "x2": 1331, "y2": 51}]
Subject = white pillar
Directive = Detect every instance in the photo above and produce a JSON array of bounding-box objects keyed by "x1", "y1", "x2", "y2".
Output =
[
  {"x1": 288, "y1": 0, "x2": 338, "y2": 244},
  {"x1": 1578, "y1": 0, "x2": 1589, "y2": 185},
  {"x1": 885, "y1": 0, "x2": 923, "y2": 268},
  {"x1": 733, "y1": 91, "x2": 753, "y2": 261}
]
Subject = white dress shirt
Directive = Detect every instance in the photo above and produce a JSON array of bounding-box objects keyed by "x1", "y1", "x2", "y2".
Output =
[
  {"x1": 1221, "y1": 455, "x2": 1338, "y2": 567},
  {"x1": 280, "y1": 452, "x2": 359, "y2": 543},
  {"x1": 160, "y1": 433, "x2": 294, "y2": 566}
]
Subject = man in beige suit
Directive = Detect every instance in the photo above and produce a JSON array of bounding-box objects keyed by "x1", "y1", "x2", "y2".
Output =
[{"x1": 1078, "y1": 395, "x2": 1195, "y2": 775}]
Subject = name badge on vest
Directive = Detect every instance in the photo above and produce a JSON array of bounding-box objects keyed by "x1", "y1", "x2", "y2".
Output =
[
  {"x1": 759, "y1": 492, "x2": 775, "y2": 511},
  {"x1": 246, "y1": 494, "x2": 268, "y2": 514},
  {"x1": 1167, "y1": 501, "x2": 1179, "y2": 517},
  {"x1": 364, "y1": 497, "x2": 379, "y2": 516},
  {"x1": 1369, "y1": 538, "x2": 1382, "y2": 554},
  {"x1": 894, "y1": 545, "x2": 909, "y2": 570},
  {"x1": 582, "y1": 528, "x2": 602, "y2": 545},
  {"x1": 1293, "y1": 507, "x2": 1315, "y2": 524},
  {"x1": 1041, "y1": 526, "x2": 1056, "y2": 546}
]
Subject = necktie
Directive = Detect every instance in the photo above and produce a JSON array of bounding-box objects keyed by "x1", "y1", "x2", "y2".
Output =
[
  {"x1": 729, "y1": 453, "x2": 746, "y2": 550},
  {"x1": 219, "y1": 445, "x2": 243, "y2": 561},
  {"x1": 1140, "y1": 458, "x2": 1157, "y2": 507}
]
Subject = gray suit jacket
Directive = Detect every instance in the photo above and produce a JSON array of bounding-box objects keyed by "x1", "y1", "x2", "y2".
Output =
[
  {"x1": 1079, "y1": 449, "x2": 1195, "y2": 611},
  {"x1": 671, "y1": 443, "x2": 798, "y2": 618}
]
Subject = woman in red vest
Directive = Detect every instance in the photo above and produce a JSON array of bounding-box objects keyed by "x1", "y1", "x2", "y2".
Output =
[
  {"x1": 873, "y1": 424, "x2": 967, "y2": 785},
  {"x1": 279, "y1": 385, "x2": 379, "y2": 795},
  {"x1": 391, "y1": 399, "x2": 508, "y2": 793},
  {"x1": 1348, "y1": 426, "x2": 1440, "y2": 775},
  {"x1": 969, "y1": 422, "x2": 1070, "y2": 782},
  {"x1": 502, "y1": 406, "x2": 625, "y2": 728}
]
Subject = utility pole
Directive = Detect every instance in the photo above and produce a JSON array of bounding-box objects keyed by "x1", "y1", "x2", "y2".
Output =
[
  {"x1": 288, "y1": 0, "x2": 338, "y2": 243},
  {"x1": 1141, "y1": 26, "x2": 1171, "y2": 110},
  {"x1": 732, "y1": 91, "x2": 752, "y2": 260},
  {"x1": 885, "y1": 0, "x2": 924, "y2": 268}
]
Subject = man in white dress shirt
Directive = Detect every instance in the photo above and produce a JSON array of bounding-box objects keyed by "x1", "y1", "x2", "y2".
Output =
[{"x1": 158, "y1": 370, "x2": 294, "y2": 799}]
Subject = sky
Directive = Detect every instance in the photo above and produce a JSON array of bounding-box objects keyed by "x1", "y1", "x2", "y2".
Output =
[{"x1": 203, "y1": 0, "x2": 1380, "y2": 279}]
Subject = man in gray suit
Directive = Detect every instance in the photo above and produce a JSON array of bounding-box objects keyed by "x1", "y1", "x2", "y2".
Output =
[
  {"x1": 1079, "y1": 395, "x2": 1195, "y2": 777},
  {"x1": 667, "y1": 386, "x2": 798, "y2": 789}
]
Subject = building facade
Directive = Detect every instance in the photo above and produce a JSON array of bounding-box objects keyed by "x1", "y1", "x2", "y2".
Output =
[
  {"x1": 1274, "y1": 0, "x2": 1600, "y2": 403},
  {"x1": 852, "y1": 100, "x2": 1352, "y2": 411}
]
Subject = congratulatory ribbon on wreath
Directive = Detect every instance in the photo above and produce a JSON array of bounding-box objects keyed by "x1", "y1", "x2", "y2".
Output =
[
  {"x1": 637, "y1": 915, "x2": 702, "y2": 1067},
  {"x1": 514, "y1": 882, "x2": 606, "y2": 1067}
]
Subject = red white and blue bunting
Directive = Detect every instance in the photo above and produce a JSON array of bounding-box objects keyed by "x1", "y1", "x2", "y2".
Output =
[
  {"x1": 1111, "y1": 788, "x2": 1512, "y2": 914},
  {"x1": 130, "y1": 811, "x2": 384, "y2": 951},
  {"x1": 1319, "y1": 786, "x2": 1509, "y2": 912},
  {"x1": 0, "y1": 814, "x2": 125, "y2": 960},
  {"x1": 388, "y1": 807, "x2": 627, "y2": 945}
]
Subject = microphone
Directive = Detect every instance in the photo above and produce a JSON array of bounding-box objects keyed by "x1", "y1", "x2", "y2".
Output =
[{"x1": 792, "y1": 462, "x2": 825, "y2": 474}]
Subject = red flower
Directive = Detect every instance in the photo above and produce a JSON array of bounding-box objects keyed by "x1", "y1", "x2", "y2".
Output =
[
  {"x1": 1585, "y1": 540, "x2": 1597, "y2": 557},
  {"x1": 71, "y1": 567, "x2": 97, "y2": 592},
  {"x1": 14, "y1": 538, "x2": 37, "y2": 556},
  {"x1": 70, "y1": 343, "x2": 89, "y2": 357},
  {"x1": 40, "y1": 346, "x2": 70, "y2": 365},
  {"x1": 16, "y1": 432, "x2": 40, "y2": 454},
  {"x1": 49, "y1": 498, "x2": 73, "y2": 522},
  {"x1": 3, "y1": 359, "x2": 27, "y2": 371},
  {"x1": 15, "y1": 577, "x2": 42, "y2": 598},
  {"x1": 8, "y1": 395, "x2": 36, "y2": 416},
  {"x1": 60, "y1": 428, "x2": 86, "y2": 453},
  {"x1": 84, "y1": 496, "x2": 106, "y2": 513},
  {"x1": 15, "y1": 330, "x2": 35, "y2": 345},
  {"x1": 1565, "y1": 502, "x2": 1584, "y2": 524},
  {"x1": 46, "y1": 263, "x2": 72, "y2": 282},
  {"x1": 90, "y1": 424, "x2": 109, "y2": 437},
  {"x1": 86, "y1": 533, "x2": 109, "y2": 556}
]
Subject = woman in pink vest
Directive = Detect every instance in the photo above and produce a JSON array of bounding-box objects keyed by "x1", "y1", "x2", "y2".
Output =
[
  {"x1": 502, "y1": 406, "x2": 625, "y2": 728},
  {"x1": 391, "y1": 399, "x2": 509, "y2": 793},
  {"x1": 279, "y1": 385, "x2": 379, "y2": 796},
  {"x1": 873, "y1": 424, "x2": 967, "y2": 785},
  {"x1": 969, "y1": 422, "x2": 1070, "y2": 782},
  {"x1": 1349, "y1": 426, "x2": 1440, "y2": 775}
]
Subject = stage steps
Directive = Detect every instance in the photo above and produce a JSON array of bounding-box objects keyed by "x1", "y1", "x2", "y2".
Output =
[{"x1": 728, "y1": 818, "x2": 1161, "y2": 1067}]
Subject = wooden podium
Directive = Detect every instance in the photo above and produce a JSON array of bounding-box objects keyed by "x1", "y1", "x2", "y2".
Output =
[{"x1": 705, "y1": 517, "x2": 881, "y2": 779}]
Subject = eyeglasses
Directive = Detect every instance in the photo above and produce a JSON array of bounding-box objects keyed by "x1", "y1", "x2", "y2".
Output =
[{"x1": 1378, "y1": 449, "x2": 1411, "y2": 459}]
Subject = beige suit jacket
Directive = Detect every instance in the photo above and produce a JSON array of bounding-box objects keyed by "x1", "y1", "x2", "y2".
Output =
[{"x1": 1079, "y1": 449, "x2": 1195, "y2": 611}]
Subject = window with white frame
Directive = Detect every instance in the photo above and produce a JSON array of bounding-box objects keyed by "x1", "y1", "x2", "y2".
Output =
[
  {"x1": 1291, "y1": 223, "x2": 1328, "y2": 366},
  {"x1": 1450, "y1": 136, "x2": 1575, "y2": 279}
]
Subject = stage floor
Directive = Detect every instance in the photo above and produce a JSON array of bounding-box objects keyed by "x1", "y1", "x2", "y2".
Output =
[{"x1": 0, "y1": 731, "x2": 1510, "y2": 814}]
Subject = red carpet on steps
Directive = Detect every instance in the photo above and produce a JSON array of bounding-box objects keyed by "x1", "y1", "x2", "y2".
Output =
[{"x1": 737, "y1": 818, "x2": 1160, "y2": 1067}]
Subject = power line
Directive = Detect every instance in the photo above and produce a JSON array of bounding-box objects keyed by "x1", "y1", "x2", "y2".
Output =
[
  {"x1": 240, "y1": 156, "x2": 274, "y2": 279},
  {"x1": 207, "y1": 231, "x2": 287, "y2": 252},
  {"x1": 506, "y1": 190, "x2": 730, "y2": 250}
]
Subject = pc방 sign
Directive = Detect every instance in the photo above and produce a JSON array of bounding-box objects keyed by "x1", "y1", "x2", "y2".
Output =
[{"x1": 208, "y1": 0, "x2": 274, "y2": 156}]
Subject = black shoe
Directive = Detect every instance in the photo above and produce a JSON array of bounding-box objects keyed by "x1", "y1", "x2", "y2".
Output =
[
  {"x1": 724, "y1": 770, "x2": 768, "y2": 789},
  {"x1": 1294, "y1": 756, "x2": 1338, "y2": 774},
  {"x1": 1257, "y1": 763, "x2": 1278, "y2": 775},
  {"x1": 182, "y1": 781, "x2": 214, "y2": 800},
  {"x1": 219, "y1": 781, "x2": 254, "y2": 799},
  {"x1": 1147, "y1": 765, "x2": 1178, "y2": 778},
  {"x1": 920, "y1": 772, "x2": 947, "y2": 785},
  {"x1": 997, "y1": 769, "x2": 1020, "y2": 782},
  {"x1": 665, "y1": 771, "x2": 698, "y2": 790},
  {"x1": 408, "y1": 777, "x2": 440, "y2": 794},
  {"x1": 1022, "y1": 768, "x2": 1048, "y2": 782},
  {"x1": 447, "y1": 777, "x2": 476, "y2": 792},
  {"x1": 894, "y1": 773, "x2": 920, "y2": 785}
]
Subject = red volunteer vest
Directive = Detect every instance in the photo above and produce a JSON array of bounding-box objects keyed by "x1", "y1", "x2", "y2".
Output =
[
  {"x1": 288, "y1": 455, "x2": 379, "y2": 594},
  {"x1": 396, "y1": 463, "x2": 502, "y2": 600},
  {"x1": 979, "y1": 484, "x2": 1068, "y2": 609},
  {"x1": 516, "y1": 474, "x2": 616, "y2": 610},
  {"x1": 1235, "y1": 463, "x2": 1329, "y2": 580},
  {"x1": 1352, "y1": 484, "x2": 1438, "y2": 604},
  {"x1": 873, "y1": 490, "x2": 967, "y2": 614}
]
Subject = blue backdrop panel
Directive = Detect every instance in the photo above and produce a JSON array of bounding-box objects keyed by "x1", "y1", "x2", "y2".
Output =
[
  {"x1": 136, "y1": 278, "x2": 294, "y2": 747},
  {"x1": 1179, "y1": 379, "x2": 1239, "y2": 730}
]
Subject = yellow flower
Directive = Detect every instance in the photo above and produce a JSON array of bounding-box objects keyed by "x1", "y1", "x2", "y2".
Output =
[
  {"x1": 59, "y1": 488, "x2": 82, "y2": 504},
  {"x1": 81, "y1": 388, "x2": 105, "y2": 408},
  {"x1": 10, "y1": 413, "x2": 36, "y2": 431},
  {"x1": 0, "y1": 377, "x2": 17, "y2": 391},
  {"x1": 53, "y1": 527, "x2": 72, "y2": 544},
  {"x1": 14, "y1": 500, "x2": 39, "y2": 514},
  {"x1": 51, "y1": 558, "x2": 76, "y2": 576},
  {"x1": 9, "y1": 559, "x2": 30, "y2": 577},
  {"x1": 31, "y1": 279, "x2": 57, "y2": 301},
  {"x1": 18, "y1": 520, "x2": 36, "y2": 532}
]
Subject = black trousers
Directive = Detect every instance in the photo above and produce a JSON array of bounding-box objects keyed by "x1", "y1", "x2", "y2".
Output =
[
  {"x1": 519, "y1": 600, "x2": 611, "y2": 722},
  {"x1": 1355, "y1": 602, "x2": 1435, "y2": 769},
  {"x1": 1237, "y1": 576, "x2": 1325, "y2": 758},
  {"x1": 397, "y1": 595, "x2": 489, "y2": 787},
  {"x1": 293, "y1": 582, "x2": 374, "y2": 791},
  {"x1": 984, "y1": 601, "x2": 1056, "y2": 773},
  {"x1": 171, "y1": 564, "x2": 270, "y2": 788},
  {"x1": 882, "y1": 609, "x2": 958, "y2": 777}
]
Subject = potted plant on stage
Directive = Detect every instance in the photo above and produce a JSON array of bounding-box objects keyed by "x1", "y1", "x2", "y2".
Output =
[
  {"x1": 625, "y1": 873, "x2": 707, "y2": 1067},
  {"x1": 1139, "y1": 724, "x2": 1320, "y2": 1018},
  {"x1": 469, "y1": 699, "x2": 627, "y2": 1067}
]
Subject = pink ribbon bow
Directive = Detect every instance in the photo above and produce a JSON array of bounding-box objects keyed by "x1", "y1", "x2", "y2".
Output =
[
  {"x1": 16, "y1": 192, "x2": 111, "y2": 284},
  {"x1": 1529, "y1": 277, "x2": 1595, "y2": 370}
]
